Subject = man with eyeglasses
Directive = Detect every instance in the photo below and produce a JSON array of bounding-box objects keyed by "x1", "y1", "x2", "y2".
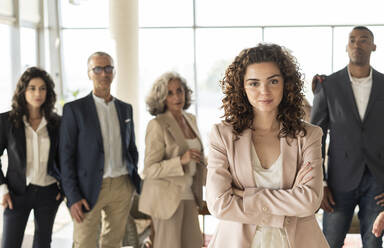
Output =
[{"x1": 60, "y1": 51, "x2": 141, "y2": 248}]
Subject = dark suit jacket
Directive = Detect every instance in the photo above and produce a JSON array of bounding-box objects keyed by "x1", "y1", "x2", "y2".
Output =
[
  {"x1": 0, "y1": 112, "x2": 61, "y2": 195},
  {"x1": 60, "y1": 93, "x2": 141, "y2": 209},
  {"x1": 311, "y1": 67, "x2": 384, "y2": 191}
]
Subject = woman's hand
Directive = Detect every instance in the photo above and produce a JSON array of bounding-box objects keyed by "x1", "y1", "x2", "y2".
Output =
[
  {"x1": 1, "y1": 193, "x2": 13, "y2": 210},
  {"x1": 180, "y1": 149, "x2": 202, "y2": 165},
  {"x1": 293, "y1": 162, "x2": 313, "y2": 187}
]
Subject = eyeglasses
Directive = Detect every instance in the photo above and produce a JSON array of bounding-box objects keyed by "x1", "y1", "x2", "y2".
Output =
[{"x1": 90, "y1": 66, "x2": 114, "y2": 74}]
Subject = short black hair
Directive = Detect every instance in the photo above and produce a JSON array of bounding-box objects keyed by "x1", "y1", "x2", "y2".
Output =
[{"x1": 352, "y1": 26, "x2": 374, "y2": 41}]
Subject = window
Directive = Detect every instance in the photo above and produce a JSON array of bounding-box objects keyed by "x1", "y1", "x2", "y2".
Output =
[
  {"x1": 61, "y1": 29, "x2": 115, "y2": 101},
  {"x1": 0, "y1": 24, "x2": 12, "y2": 112},
  {"x1": 20, "y1": 27, "x2": 38, "y2": 70}
]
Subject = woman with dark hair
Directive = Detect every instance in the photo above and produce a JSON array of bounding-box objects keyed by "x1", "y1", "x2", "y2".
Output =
[
  {"x1": 139, "y1": 71, "x2": 206, "y2": 248},
  {"x1": 206, "y1": 44, "x2": 329, "y2": 247},
  {"x1": 0, "y1": 67, "x2": 62, "y2": 248}
]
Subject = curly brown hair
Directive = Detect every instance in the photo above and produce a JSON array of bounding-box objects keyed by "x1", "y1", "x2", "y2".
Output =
[
  {"x1": 221, "y1": 43, "x2": 306, "y2": 139},
  {"x1": 9, "y1": 67, "x2": 59, "y2": 128}
]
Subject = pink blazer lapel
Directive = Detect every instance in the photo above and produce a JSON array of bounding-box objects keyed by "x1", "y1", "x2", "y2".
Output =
[
  {"x1": 281, "y1": 136, "x2": 299, "y2": 189},
  {"x1": 233, "y1": 129, "x2": 257, "y2": 188}
]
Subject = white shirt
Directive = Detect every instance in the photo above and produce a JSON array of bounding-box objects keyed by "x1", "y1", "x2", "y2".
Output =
[
  {"x1": 93, "y1": 93, "x2": 128, "y2": 178},
  {"x1": 178, "y1": 137, "x2": 201, "y2": 200},
  {"x1": 251, "y1": 145, "x2": 290, "y2": 248},
  {"x1": 1, "y1": 116, "x2": 57, "y2": 196},
  {"x1": 348, "y1": 68, "x2": 373, "y2": 120}
]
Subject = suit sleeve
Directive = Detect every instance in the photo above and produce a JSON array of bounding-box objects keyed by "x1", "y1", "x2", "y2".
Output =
[
  {"x1": 0, "y1": 115, "x2": 7, "y2": 186},
  {"x1": 310, "y1": 81, "x2": 329, "y2": 181},
  {"x1": 206, "y1": 124, "x2": 285, "y2": 227},
  {"x1": 59, "y1": 104, "x2": 83, "y2": 207},
  {"x1": 242, "y1": 127, "x2": 324, "y2": 218},
  {"x1": 142, "y1": 119, "x2": 185, "y2": 179}
]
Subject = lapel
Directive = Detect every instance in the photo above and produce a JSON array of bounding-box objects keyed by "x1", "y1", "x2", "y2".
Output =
[
  {"x1": 46, "y1": 124, "x2": 55, "y2": 169},
  {"x1": 233, "y1": 129, "x2": 256, "y2": 188},
  {"x1": 86, "y1": 93, "x2": 104, "y2": 148},
  {"x1": 341, "y1": 67, "x2": 362, "y2": 124},
  {"x1": 13, "y1": 124, "x2": 27, "y2": 172},
  {"x1": 280, "y1": 136, "x2": 298, "y2": 189},
  {"x1": 362, "y1": 69, "x2": 379, "y2": 122},
  {"x1": 182, "y1": 112, "x2": 204, "y2": 151},
  {"x1": 163, "y1": 111, "x2": 188, "y2": 153},
  {"x1": 114, "y1": 99, "x2": 128, "y2": 152}
]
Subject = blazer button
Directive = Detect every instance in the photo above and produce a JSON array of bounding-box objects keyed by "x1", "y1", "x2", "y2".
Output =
[
  {"x1": 262, "y1": 207, "x2": 267, "y2": 212},
  {"x1": 262, "y1": 219, "x2": 267, "y2": 224},
  {"x1": 286, "y1": 218, "x2": 291, "y2": 224}
]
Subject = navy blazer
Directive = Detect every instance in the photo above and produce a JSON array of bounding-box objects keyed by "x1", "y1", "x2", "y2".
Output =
[
  {"x1": 60, "y1": 93, "x2": 141, "y2": 209},
  {"x1": 311, "y1": 67, "x2": 384, "y2": 191},
  {"x1": 0, "y1": 112, "x2": 61, "y2": 195}
]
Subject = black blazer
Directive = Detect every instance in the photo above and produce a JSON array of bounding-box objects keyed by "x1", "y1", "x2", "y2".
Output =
[
  {"x1": 311, "y1": 67, "x2": 384, "y2": 191},
  {"x1": 60, "y1": 93, "x2": 141, "y2": 209},
  {"x1": 0, "y1": 112, "x2": 61, "y2": 195}
]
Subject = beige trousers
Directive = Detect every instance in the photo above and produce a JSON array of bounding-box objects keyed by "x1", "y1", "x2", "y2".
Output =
[
  {"x1": 73, "y1": 175, "x2": 134, "y2": 248},
  {"x1": 152, "y1": 200, "x2": 203, "y2": 248}
]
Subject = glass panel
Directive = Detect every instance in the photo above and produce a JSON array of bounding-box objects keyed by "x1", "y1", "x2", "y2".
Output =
[
  {"x1": 0, "y1": 24, "x2": 12, "y2": 112},
  {"x1": 139, "y1": 0, "x2": 193, "y2": 27},
  {"x1": 138, "y1": 28, "x2": 194, "y2": 168},
  {"x1": 20, "y1": 0, "x2": 40, "y2": 23},
  {"x1": 61, "y1": 29, "x2": 115, "y2": 101},
  {"x1": 195, "y1": 28, "x2": 262, "y2": 146},
  {"x1": 60, "y1": 0, "x2": 109, "y2": 28},
  {"x1": 20, "y1": 27, "x2": 37, "y2": 70},
  {"x1": 264, "y1": 27, "x2": 333, "y2": 103},
  {"x1": 197, "y1": 0, "x2": 384, "y2": 26},
  {"x1": 0, "y1": 0, "x2": 13, "y2": 16}
]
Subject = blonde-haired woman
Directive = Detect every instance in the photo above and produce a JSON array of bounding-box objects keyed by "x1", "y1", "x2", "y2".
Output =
[{"x1": 139, "y1": 72, "x2": 206, "y2": 248}]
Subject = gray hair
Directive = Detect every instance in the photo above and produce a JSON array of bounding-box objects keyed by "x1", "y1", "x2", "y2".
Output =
[
  {"x1": 87, "y1": 51, "x2": 114, "y2": 69},
  {"x1": 146, "y1": 71, "x2": 193, "y2": 116}
]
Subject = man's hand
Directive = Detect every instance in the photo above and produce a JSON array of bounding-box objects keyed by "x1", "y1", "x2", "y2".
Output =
[
  {"x1": 1, "y1": 193, "x2": 13, "y2": 210},
  {"x1": 320, "y1": 186, "x2": 335, "y2": 212},
  {"x1": 372, "y1": 212, "x2": 384, "y2": 237},
  {"x1": 70, "y1": 199, "x2": 90, "y2": 223},
  {"x1": 374, "y1": 193, "x2": 384, "y2": 207}
]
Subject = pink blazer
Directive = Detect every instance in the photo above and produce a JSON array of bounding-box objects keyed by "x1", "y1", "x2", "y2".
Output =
[{"x1": 206, "y1": 122, "x2": 329, "y2": 248}]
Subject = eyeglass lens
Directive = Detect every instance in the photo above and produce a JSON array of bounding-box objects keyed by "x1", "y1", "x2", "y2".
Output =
[{"x1": 92, "y1": 66, "x2": 114, "y2": 74}]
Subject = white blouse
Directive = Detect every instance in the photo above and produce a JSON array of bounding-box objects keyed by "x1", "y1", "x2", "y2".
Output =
[
  {"x1": 175, "y1": 137, "x2": 201, "y2": 200},
  {"x1": 1, "y1": 116, "x2": 57, "y2": 197},
  {"x1": 250, "y1": 145, "x2": 290, "y2": 248}
]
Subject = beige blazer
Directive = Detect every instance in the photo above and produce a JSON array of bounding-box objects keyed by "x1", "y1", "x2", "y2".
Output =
[
  {"x1": 206, "y1": 122, "x2": 329, "y2": 248},
  {"x1": 139, "y1": 111, "x2": 206, "y2": 219}
]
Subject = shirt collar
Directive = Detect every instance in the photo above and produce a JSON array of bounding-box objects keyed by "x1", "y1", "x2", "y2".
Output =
[
  {"x1": 23, "y1": 115, "x2": 48, "y2": 131},
  {"x1": 92, "y1": 92, "x2": 115, "y2": 106},
  {"x1": 348, "y1": 67, "x2": 372, "y2": 83}
]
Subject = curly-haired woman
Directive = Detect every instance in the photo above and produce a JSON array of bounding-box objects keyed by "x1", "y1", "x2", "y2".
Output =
[
  {"x1": 139, "y1": 72, "x2": 206, "y2": 248},
  {"x1": 206, "y1": 44, "x2": 329, "y2": 248},
  {"x1": 0, "y1": 67, "x2": 62, "y2": 248}
]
